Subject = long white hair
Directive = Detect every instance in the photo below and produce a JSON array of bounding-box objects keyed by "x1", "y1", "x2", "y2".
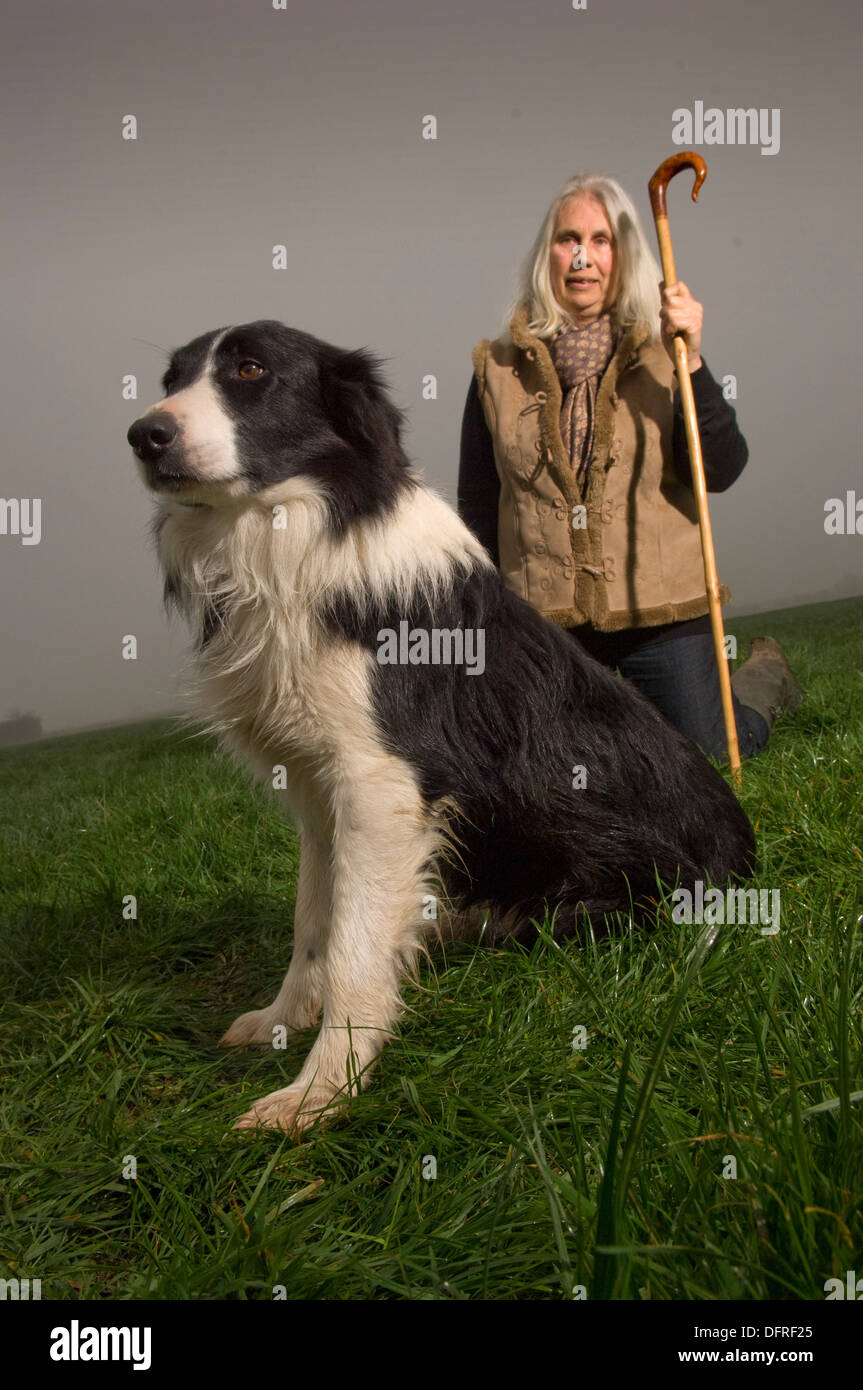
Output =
[{"x1": 504, "y1": 173, "x2": 662, "y2": 341}]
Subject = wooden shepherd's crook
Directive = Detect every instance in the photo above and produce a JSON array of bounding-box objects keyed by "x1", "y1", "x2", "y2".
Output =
[{"x1": 648, "y1": 152, "x2": 742, "y2": 783}]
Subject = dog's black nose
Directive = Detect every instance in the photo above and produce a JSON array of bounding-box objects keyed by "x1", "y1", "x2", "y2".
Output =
[{"x1": 127, "y1": 411, "x2": 179, "y2": 462}]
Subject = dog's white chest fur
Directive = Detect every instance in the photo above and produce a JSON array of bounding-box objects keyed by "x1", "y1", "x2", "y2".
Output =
[{"x1": 156, "y1": 493, "x2": 364, "y2": 803}]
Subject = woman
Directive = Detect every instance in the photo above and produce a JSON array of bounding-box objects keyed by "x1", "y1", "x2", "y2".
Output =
[{"x1": 458, "y1": 172, "x2": 803, "y2": 762}]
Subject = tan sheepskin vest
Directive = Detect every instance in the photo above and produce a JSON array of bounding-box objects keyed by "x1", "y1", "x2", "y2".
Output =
[{"x1": 471, "y1": 305, "x2": 731, "y2": 631}]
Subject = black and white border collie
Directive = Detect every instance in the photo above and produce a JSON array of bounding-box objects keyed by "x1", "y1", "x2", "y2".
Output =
[{"x1": 128, "y1": 320, "x2": 755, "y2": 1136}]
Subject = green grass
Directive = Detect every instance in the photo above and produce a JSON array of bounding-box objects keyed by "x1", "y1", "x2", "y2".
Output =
[{"x1": 1, "y1": 596, "x2": 861, "y2": 1301}]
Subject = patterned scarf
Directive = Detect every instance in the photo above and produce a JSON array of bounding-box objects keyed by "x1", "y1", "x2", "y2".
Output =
[{"x1": 548, "y1": 312, "x2": 618, "y2": 498}]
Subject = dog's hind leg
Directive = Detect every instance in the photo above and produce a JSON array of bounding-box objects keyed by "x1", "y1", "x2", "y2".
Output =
[
  {"x1": 220, "y1": 826, "x2": 331, "y2": 1045},
  {"x1": 231, "y1": 755, "x2": 434, "y2": 1135}
]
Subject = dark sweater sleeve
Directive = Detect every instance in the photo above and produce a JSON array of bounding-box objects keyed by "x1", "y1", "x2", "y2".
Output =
[
  {"x1": 672, "y1": 359, "x2": 749, "y2": 493},
  {"x1": 457, "y1": 375, "x2": 501, "y2": 565}
]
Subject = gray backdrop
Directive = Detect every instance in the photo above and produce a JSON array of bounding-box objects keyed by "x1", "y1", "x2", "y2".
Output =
[{"x1": 2, "y1": 0, "x2": 860, "y2": 736}]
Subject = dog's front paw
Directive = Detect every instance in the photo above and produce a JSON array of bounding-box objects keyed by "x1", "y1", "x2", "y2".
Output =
[
  {"x1": 220, "y1": 1008, "x2": 300, "y2": 1047},
  {"x1": 231, "y1": 1084, "x2": 341, "y2": 1137}
]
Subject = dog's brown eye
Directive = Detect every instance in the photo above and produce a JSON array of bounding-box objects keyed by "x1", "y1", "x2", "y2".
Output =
[{"x1": 238, "y1": 361, "x2": 264, "y2": 380}]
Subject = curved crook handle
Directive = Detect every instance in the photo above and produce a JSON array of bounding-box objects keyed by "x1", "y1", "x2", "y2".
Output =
[{"x1": 648, "y1": 151, "x2": 707, "y2": 220}]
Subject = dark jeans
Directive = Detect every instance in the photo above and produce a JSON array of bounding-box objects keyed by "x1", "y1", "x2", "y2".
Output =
[{"x1": 569, "y1": 626, "x2": 769, "y2": 763}]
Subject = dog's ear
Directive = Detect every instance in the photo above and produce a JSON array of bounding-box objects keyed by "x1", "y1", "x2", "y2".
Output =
[{"x1": 321, "y1": 348, "x2": 406, "y2": 461}]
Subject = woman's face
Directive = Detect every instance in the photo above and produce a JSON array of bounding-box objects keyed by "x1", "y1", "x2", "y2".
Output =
[{"x1": 549, "y1": 195, "x2": 617, "y2": 326}]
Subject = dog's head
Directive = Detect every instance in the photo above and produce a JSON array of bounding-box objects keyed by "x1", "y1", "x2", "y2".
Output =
[{"x1": 127, "y1": 321, "x2": 411, "y2": 527}]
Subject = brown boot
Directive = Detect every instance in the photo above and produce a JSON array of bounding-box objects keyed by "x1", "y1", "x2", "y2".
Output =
[{"x1": 731, "y1": 636, "x2": 805, "y2": 733}]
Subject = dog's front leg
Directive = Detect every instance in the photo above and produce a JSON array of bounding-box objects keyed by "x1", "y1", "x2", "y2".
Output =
[
  {"x1": 232, "y1": 767, "x2": 431, "y2": 1135},
  {"x1": 220, "y1": 826, "x2": 331, "y2": 1045}
]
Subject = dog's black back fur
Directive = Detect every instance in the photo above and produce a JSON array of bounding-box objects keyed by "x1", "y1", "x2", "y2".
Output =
[{"x1": 326, "y1": 565, "x2": 756, "y2": 939}]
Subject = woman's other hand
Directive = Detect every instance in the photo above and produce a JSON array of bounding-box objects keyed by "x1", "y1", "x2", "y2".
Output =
[{"x1": 660, "y1": 280, "x2": 703, "y2": 372}]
